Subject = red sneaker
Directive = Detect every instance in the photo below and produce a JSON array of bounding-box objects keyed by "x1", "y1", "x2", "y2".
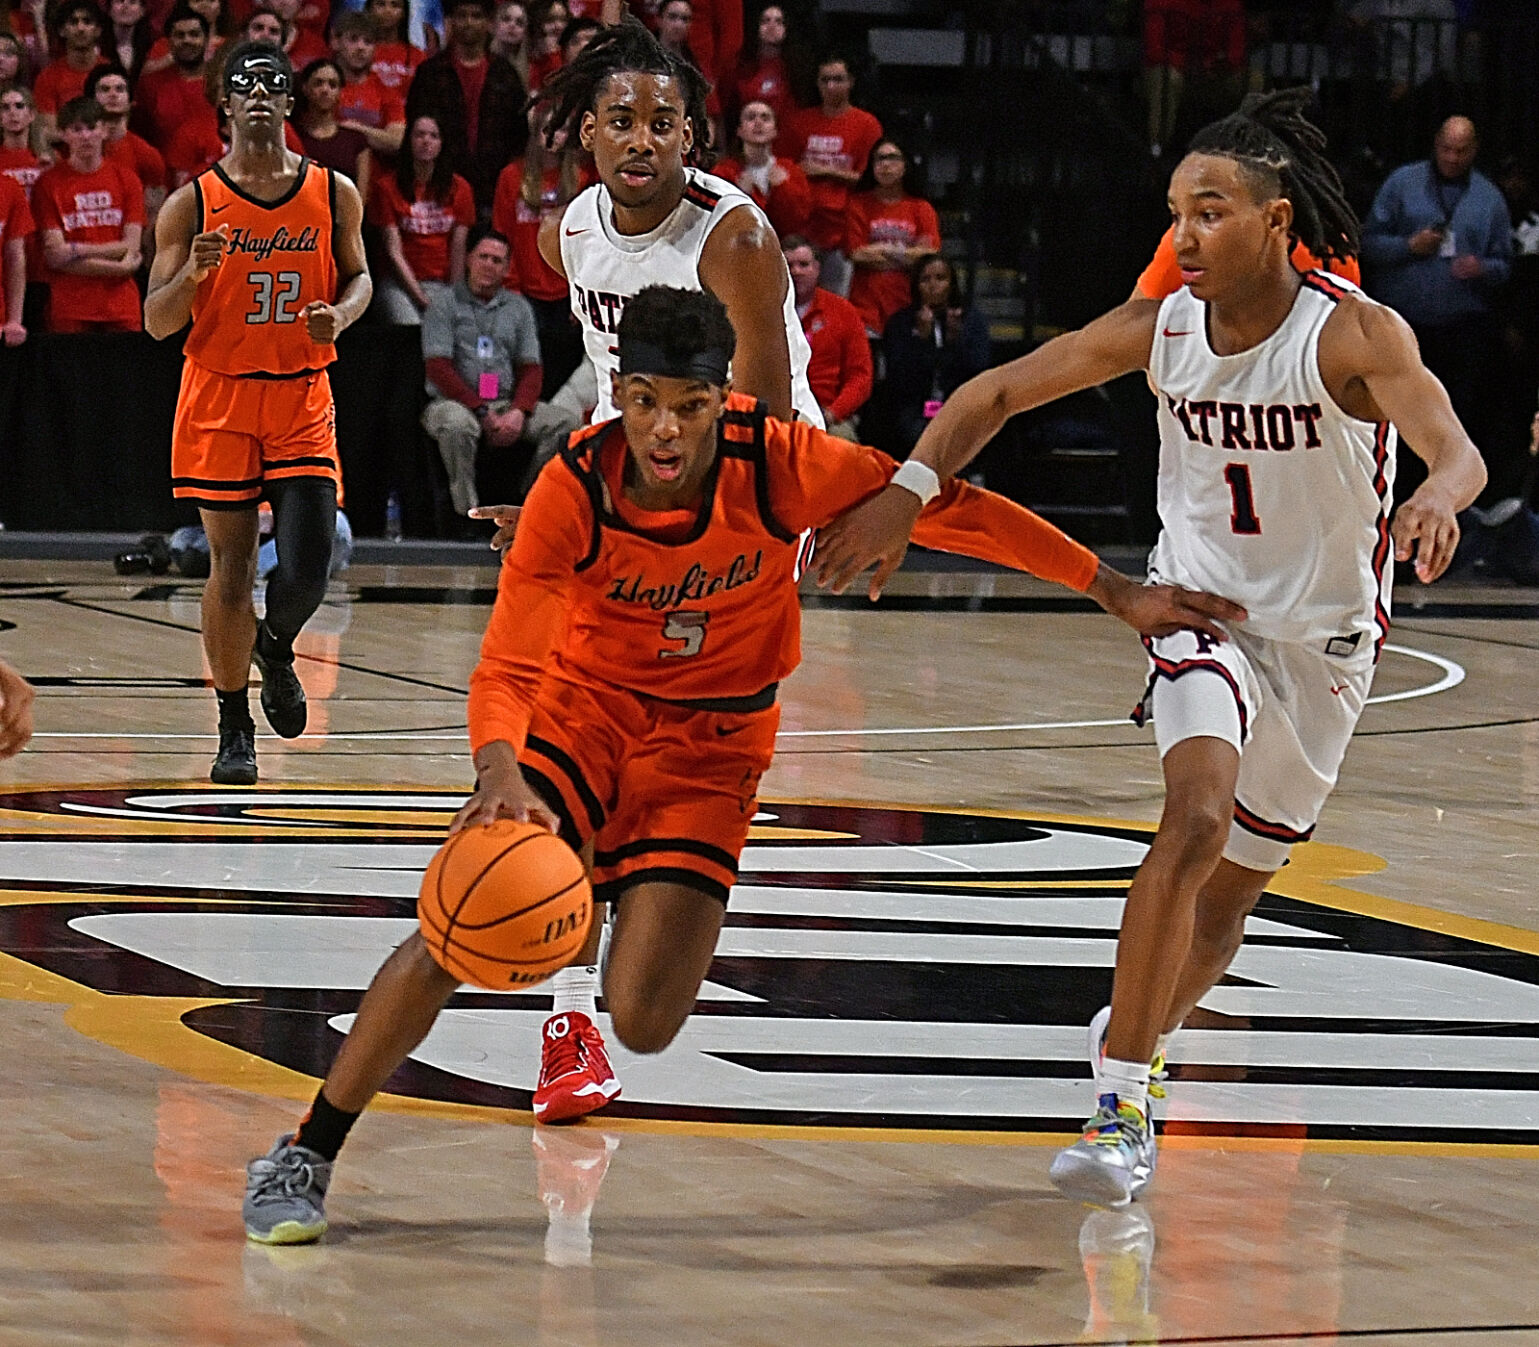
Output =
[{"x1": 533, "y1": 1011, "x2": 622, "y2": 1123}]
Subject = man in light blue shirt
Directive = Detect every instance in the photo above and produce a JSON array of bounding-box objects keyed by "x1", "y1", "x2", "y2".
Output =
[{"x1": 1362, "y1": 116, "x2": 1510, "y2": 490}]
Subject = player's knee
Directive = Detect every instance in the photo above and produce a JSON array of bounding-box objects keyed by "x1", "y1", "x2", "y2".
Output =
[
  {"x1": 388, "y1": 931, "x2": 460, "y2": 1002},
  {"x1": 1158, "y1": 798, "x2": 1232, "y2": 870},
  {"x1": 606, "y1": 990, "x2": 686, "y2": 1056}
]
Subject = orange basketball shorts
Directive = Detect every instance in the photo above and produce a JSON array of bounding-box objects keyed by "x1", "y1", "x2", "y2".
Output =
[
  {"x1": 171, "y1": 361, "x2": 339, "y2": 510},
  {"x1": 517, "y1": 669, "x2": 780, "y2": 905}
]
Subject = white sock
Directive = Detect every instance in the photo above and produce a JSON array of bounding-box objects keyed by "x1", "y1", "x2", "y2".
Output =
[
  {"x1": 549, "y1": 964, "x2": 598, "y2": 1020},
  {"x1": 1097, "y1": 1056, "x2": 1150, "y2": 1118}
]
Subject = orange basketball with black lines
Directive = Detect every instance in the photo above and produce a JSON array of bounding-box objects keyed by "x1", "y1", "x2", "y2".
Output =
[{"x1": 418, "y1": 820, "x2": 592, "y2": 989}]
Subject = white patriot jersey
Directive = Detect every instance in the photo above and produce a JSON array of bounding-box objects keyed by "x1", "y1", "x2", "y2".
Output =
[
  {"x1": 559, "y1": 168, "x2": 823, "y2": 427},
  {"x1": 1147, "y1": 271, "x2": 1397, "y2": 662}
]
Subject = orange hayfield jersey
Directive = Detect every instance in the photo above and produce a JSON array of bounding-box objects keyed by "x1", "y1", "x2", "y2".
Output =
[
  {"x1": 468, "y1": 394, "x2": 1100, "y2": 752},
  {"x1": 183, "y1": 158, "x2": 339, "y2": 377}
]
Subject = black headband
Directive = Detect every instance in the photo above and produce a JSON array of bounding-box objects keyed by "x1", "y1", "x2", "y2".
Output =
[{"x1": 618, "y1": 338, "x2": 730, "y2": 387}]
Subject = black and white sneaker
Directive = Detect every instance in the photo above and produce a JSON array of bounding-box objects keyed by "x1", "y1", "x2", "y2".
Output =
[
  {"x1": 252, "y1": 624, "x2": 307, "y2": 738},
  {"x1": 211, "y1": 725, "x2": 258, "y2": 785}
]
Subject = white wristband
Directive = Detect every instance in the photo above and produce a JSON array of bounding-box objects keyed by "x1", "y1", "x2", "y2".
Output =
[{"x1": 891, "y1": 458, "x2": 941, "y2": 505}]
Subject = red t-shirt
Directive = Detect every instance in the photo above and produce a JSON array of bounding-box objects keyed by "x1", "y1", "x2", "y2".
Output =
[
  {"x1": 287, "y1": 28, "x2": 329, "y2": 71},
  {"x1": 712, "y1": 155, "x2": 811, "y2": 240},
  {"x1": 163, "y1": 123, "x2": 304, "y2": 189},
  {"x1": 371, "y1": 170, "x2": 474, "y2": 283},
  {"x1": 779, "y1": 104, "x2": 883, "y2": 252},
  {"x1": 0, "y1": 174, "x2": 34, "y2": 315},
  {"x1": 846, "y1": 191, "x2": 941, "y2": 335},
  {"x1": 339, "y1": 72, "x2": 406, "y2": 129},
  {"x1": 0, "y1": 148, "x2": 47, "y2": 282},
  {"x1": 455, "y1": 55, "x2": 489, "y2": 148},
  {"x1": 33, "y1": 57, "x2": 105, "y2": 115},
  {"x1": 0, "y1": 148, "x2": 45, "y2": 198},
  {"x1": 105, "y1": 130, "x2": 169, "y2": 194},
  {"x1": 731, "y1": 54, "x2": 789, "y2": 123},
  {"x1": 372, "y1": 40, "x2": 426, "y2": 91},
  {"x1": 32, "y1": 158, "x2": 146, "y2": 327},
  {"x1": 491, "y1": 159, "x2": 595, "y2": 302},
  {"x1": 134, "y1": 65, "x2": 216, "y2": 153}
]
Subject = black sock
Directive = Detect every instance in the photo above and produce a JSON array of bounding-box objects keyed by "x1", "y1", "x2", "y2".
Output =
[
  {"x1": 216, "y1": 687, "x2": 253, "y2": 731},
  {"x1": 294, "y1": 1088, "x2": 360, "y2": 1162},
  {"x1": 256, "y1": 620, "x2": 293, "y2": 664}
]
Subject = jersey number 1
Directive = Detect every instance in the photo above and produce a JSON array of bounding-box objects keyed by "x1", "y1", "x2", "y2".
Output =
[
  {"x1": 1224, "y1": 463, "x2": 1261, "y2": 535},
  {"x1": 246, "y1": 271, "x2": 303, "y2": 325}
]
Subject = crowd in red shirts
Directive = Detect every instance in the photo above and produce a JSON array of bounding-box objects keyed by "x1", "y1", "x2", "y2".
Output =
[{"x1": 0, "y1": 0, "x2": 958, "y2": 460}]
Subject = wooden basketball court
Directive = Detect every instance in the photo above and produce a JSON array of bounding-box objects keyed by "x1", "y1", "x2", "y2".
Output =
[{"x1": 0, "y1": 556, "x2": 1535, "y2": 1346}]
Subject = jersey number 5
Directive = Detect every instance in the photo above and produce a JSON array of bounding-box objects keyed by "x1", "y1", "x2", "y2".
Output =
[
  {"x1": 1224, "y1": 463, "x2": 1261, "y2": 535},
  {"x1": 659, "y1": 611, "x2": 708, "y2": 659},
  {"x1": 246, "y1": 271, "x2": 303, "y2": 325}
]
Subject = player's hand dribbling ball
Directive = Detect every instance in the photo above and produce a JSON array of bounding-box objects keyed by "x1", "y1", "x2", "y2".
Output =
[{"x1": 417, "y1": 819, "x2": 592, "y2": 989}]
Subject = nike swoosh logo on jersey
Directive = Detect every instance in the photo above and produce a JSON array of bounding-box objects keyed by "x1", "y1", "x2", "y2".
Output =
[
  {"x1": 715, "y1": 725, "x2": 746, "y2": 737},
  {"x1": 210, "y1": 203, "x2": 230, "y2": 214},
  {"x1": 1163, "y1": 328, "x2": 1193, "y2": 337},
  {"x1": 564, "y1": 226, "x2": 589, "y2": 235}
]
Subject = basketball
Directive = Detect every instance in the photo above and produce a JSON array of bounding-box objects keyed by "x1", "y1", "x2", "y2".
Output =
[{"x1": 417, "y1": 820, "x2": 592, "y2": 990}]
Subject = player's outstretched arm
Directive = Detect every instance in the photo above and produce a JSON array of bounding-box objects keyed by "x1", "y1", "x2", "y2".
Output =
[
  {"x1": 1333, "y1": 299, "x2": 1487, "y2": 583},
  {"x1": 304, "y1": 174, "x2": 372, "y2": 343},
  {"x1": 699, "y1": 209, "x2": 796, "y2": 421},
  {"x1": 813, "y1": 298, "x2": 1160, "y2": 596},
  {"x1": 144, "y1": 184, "x2": 219, "y2": 339}
]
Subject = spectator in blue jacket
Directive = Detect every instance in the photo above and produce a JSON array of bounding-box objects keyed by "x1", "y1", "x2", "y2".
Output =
[{"x1": 1362, "y1": 115, "x2": 1511, "y2": 492}]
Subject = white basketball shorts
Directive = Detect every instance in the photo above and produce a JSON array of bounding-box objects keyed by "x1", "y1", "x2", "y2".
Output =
[{"x1": 1134, "y1": 628, "x2": 1373, "y2": 873}]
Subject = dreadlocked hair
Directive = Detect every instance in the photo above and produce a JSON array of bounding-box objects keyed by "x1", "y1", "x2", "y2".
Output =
[
  {"x1": 1187, "y1": 87, "x2": 1359, "y2": 263},
  {"x1": 528, "y1": 13, "x2": 716, "y2": 167}
]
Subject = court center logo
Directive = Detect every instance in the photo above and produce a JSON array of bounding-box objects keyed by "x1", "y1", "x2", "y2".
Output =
[{"x1": 0, "y1": 785, "x2": 1533, "y2": 1143}]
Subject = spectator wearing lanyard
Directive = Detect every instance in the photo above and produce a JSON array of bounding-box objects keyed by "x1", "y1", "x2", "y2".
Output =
[
  {"x1": 847, "y1": 138, "x2": 939, "y2": 338},
  {"x1": 881, "y1": 253, "x2": 990, "y2": 456},
  {"x1": 1363, "y1": 115, "x2": 1511, "y2": 493},
  {"x1": 712, "y1": 99, "x2": 810, "y2": 239},
  {"x1": 421, "y1": 225, "x2": 544, "y2": 517},
  {"x1": 371, "y1": 112, "x2": 474, "y2": 323}
]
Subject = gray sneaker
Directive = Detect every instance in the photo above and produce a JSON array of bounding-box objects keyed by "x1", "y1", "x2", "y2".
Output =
[
  {"x1": 1049, "y1": 1095, "x2": 1157, "y2": 1208},
  {"x1": 244, "y1": 1133, "x2": 331, "y2": 1244}
]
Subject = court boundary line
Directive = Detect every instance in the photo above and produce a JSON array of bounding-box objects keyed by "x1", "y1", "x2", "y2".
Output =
[{"x1": 963, "y1": 1322, "x2": 1539, "y2": 1347}]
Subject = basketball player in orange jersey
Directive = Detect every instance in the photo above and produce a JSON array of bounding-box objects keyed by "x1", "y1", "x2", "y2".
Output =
[
  {"x1": 240, "y1": 284, "x2": 1243, "y2": 1245},
  {"x1": 469, "y1": 16, "x2": 830, "y2": 1116},
  {"x1": 145, "y1": 42, "x2": 371, "y2": 786},
  {"x1": 814, "y1": 90, "x2": 1485, "y2": 1208}
]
